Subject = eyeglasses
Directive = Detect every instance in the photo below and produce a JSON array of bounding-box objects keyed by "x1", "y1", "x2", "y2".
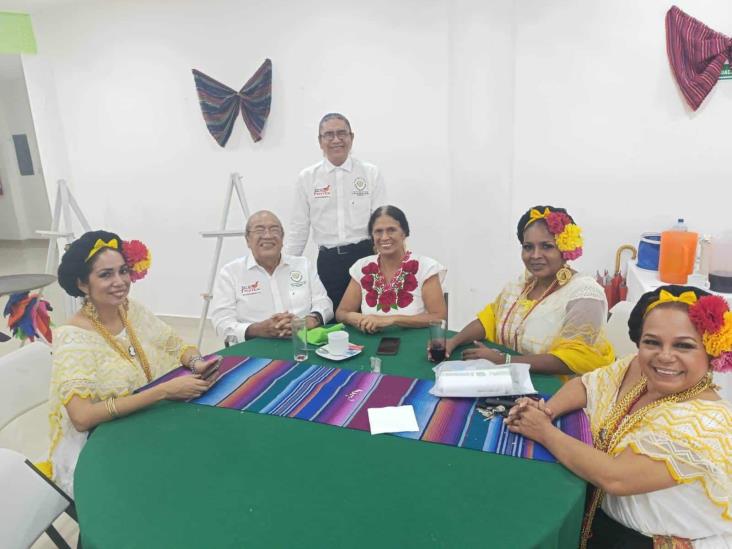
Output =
[
  {"x1": 248, "y1": 226, "x2": 283, "y2": 236},
  {"x1": 319, "y1": 130, "x2": 352, "y2": 141}
]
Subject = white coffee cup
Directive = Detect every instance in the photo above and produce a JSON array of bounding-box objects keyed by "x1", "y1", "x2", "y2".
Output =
[{"x1": 327, "y1": 331, "x2": 349, "y2": 355}]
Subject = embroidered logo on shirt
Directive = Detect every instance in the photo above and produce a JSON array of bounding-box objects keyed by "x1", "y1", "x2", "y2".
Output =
[
  {"x1": 289, "y1": 270, "x2": 305, "y2": 287},
  {"x1": 313, "y1": 184, "x2": 332, "y2": 198},
  {"x1": 241, "y1": 281, "x2": 262, "y2": 296},
  {"x1": 352, "y1": 177, "x2": 369, "y2": 196}
]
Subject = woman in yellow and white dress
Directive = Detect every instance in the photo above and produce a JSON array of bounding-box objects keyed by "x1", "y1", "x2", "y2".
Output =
[
  {"x1": 446, "y1": 205, "x2": 614, "y2": 376},
  {"x1": 506, "y1": 285, "x2": 732, "y2": 548},
  {"x1": 47, "y1": 230, "x2": 218, "y2": 496}
]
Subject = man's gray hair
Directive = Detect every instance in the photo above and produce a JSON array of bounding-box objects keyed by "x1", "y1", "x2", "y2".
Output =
[
  {"x1": 318, "y1": 112, "x2": 352, "y2": 134},
  {"x1": 245, "y1": 210, "x2": 283, "y2": 234}
]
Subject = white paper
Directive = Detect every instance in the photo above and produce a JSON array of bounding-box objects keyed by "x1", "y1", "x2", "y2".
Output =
[
  {"x1": 429, "y1": 359, "x2": 537, "y2": 397},
  {"x1": 367, "y1": 405, "x2": 420, "y2": 435}
]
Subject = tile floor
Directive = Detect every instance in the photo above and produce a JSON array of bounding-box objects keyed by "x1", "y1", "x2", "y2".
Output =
[{"x1": 0, "y1": 239, "x2": 219, "y2": 548}]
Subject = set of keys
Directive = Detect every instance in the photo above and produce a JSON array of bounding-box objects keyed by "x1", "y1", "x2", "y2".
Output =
[{"x1": 475, "y1": 404, "x2": 508, "y2": 421}]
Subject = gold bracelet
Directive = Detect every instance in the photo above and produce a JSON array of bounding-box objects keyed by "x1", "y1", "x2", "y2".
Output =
[
  {"x1": 106, "y1": 397, "x2": 119, "y2": 419},
  {"x1": 110, "y1": 397, "x2": 120, "y2": 418}
]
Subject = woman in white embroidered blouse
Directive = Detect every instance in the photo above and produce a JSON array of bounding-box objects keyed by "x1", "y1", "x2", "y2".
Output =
[
  {"x1": 505, "y1": 285, "x2": 732, "y2": 548},
  {"x1": 335, "y1": 205, "x2": 447, "y2": 333}
]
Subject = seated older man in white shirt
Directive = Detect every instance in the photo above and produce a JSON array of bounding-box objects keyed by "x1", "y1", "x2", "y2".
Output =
[{"x1": 211, "y1": 210, "x2": 333, "y2": 342}]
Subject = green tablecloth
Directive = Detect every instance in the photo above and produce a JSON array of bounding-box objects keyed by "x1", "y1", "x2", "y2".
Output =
[{"x1": 75, "y1": 326, "x2": 585, "y2": 548}]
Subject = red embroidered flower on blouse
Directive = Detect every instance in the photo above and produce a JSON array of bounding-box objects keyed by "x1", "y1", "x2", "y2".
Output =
[{"x1": 360, "y1": 252, "x2": 419, "y2": 313}]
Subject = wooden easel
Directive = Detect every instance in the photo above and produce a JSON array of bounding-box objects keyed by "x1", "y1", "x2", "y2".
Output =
[
  {"x1": 36, "y1": 180, "x2": 91, "y2": 318},
  {"x1": 196, "y1": 173, "x2": 250, "y2": 348}
]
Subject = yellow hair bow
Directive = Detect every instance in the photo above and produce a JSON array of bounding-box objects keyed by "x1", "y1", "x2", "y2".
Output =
[
  {"x1": 85, "y1": 238, "x2": 119, "y2": 261},
  {"x1": 644, "y1": 289, "x2": 698, "y2": 316},
  {"x1": 525, "y1": 207, "x2": 551, "y2": 227}
]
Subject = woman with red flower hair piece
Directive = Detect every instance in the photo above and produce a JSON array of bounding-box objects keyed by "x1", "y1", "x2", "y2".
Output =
[
  {"x1": 46, "y1": 230, "x2": 219, "y2": 497},
  {"x1": 446, "y1": 205, "x2": 614, "y2": 377},
  {"x1": 505, "y1": 284, "x2": 732, "y2": 548},
  {"x1": 336, "y1": 205, "x2": 447, "y2": 334}
]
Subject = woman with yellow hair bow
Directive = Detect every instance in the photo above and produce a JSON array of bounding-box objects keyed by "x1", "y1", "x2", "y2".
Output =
[
  {"x1": 47, "y1": 230, "x2": 220, "y2": 497},
  {"x1": 446, "y1": 205, "x2": 614, "y2": 376},
  {"x1": 505, "y1": 284, "x2": 732, "y2": 547}
]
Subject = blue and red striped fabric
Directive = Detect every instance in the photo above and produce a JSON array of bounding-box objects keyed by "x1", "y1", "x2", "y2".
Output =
[
  {"x1": 192, "y1": 58, "x2": 272, "y2": 146},
  {"x1": 140, "y1": 355, "x2": 592, "y2": 463},
  {"x1": 666, "y1": 6, "x2": 732, "y2": 111}
]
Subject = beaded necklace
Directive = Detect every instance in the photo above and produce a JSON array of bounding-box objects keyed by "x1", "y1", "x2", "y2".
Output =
[
  {"x1": 579, "y1": 372, "x2": 714, "y2": 549},
  {"x1": 83, "y1": 302, "x2": 153, "y2": 382},
  {"x1": 499, "y1": 278, "x2": 560, "y2": 350}
]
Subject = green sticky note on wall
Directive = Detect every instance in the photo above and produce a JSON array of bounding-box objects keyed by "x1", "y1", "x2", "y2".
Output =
[{"x1": 0, "y1": 12, "x2": 37, "y2": 54}]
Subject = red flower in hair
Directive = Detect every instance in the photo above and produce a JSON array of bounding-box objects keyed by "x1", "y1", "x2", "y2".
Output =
[
  {"x1": 122, "y1": 239, "x2": 151, "y2": 282},
  {"x1": 689, "y1": 296, "x2": 728, "y2": 334},
  {"x1": 712, "y1": 352, "x2": 732, "y2": 373},
  {"x1": 361, "y1": 262, "x2": 379, "y2": 275},
  {"x1": 546, "y1": 212, "x2": 571, "y2": 235}
]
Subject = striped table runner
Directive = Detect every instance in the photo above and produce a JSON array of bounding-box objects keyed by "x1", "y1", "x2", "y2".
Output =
[{"x1": 140, "y1": 356, "x2": 591, "y2": 462}]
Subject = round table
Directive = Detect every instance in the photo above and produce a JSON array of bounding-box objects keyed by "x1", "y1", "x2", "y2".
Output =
[{"x1": 74, "y1": 327, "x2": 586, "y2": 548}]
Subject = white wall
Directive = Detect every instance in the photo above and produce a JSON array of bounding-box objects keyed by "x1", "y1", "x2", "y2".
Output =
[
  {"x1": 513, "y1": 0, "x2": 732, "y2": 277},
  {"x1": 22, "y1": 0, "x2": 732, "y2": 324},
  {"x1": 0, "y1": 58, "x2": 50, "y2": 240},
  {"x1": 27, "y1": 0, "x2": 453, "y2": 317}
]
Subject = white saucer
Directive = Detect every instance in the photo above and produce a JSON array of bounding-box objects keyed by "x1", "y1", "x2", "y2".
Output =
[{"x1": 315, "y1": 344, "x2": 363, "y2": 361}]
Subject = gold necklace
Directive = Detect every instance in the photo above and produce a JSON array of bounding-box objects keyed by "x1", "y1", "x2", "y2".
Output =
[
  {"x1": 579, "y1": 372, "x2": 713, "y2": 549},
  {"x1": 83, "y1": 302, "x2": 153, "y2": 382},
  {"x1": 499, "y1": 278, "x2": 559, "y2": 350}
]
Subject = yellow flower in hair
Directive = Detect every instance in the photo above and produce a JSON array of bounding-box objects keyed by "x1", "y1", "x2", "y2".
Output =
[
  {"x1": 555, "y1": 224, "x2": 583, "y2": 252},
  {"x1": 702, "y1": 311, "x2": 732, "y2": 358}
]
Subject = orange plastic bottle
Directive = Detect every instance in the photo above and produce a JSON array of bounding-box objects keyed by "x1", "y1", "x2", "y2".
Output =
[{"x1": 659, "y1": 219, "x2": 698, "y2": 284}]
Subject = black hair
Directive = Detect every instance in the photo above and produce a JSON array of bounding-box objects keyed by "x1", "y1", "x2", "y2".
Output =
[
  {"x1": 318, "y1": 112, "x2": 352, "y2": 134},
  {"x1": 516, "y1": 205, "x2": 575, "y2": 243},
  {"x1": 627, "y1": 284, "x2": 712, "y2": 345},
  {"x1": 57, "y1": 230, "x2": 124, "y2": 297},
  {"x1": 368, "y1": 205, "x2": 410, "y2": 238}
]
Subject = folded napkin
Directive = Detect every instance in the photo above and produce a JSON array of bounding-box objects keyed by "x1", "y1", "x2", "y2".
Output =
[{"x1": 306, "y1": 323, "x2": 345, "y2": 346}]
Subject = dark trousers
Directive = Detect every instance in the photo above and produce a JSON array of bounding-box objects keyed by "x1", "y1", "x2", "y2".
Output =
[
  {"x1": 317, "y1": 239, "x2": 373, "y2": 311},
  {"x1": 587, "y1": 508, "x2": 653, "y2": 549}
]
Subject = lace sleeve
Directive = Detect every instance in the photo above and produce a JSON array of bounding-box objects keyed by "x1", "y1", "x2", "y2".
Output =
[
  {"x1": 615, "y1": 400, "x2": 732, "y2": 521},
  {"x1": 548, "y1": 292, "x2": 615, "y2": 374},
  {"x1": 128, "y1": 300, "x2": 188, "y2": 361}
]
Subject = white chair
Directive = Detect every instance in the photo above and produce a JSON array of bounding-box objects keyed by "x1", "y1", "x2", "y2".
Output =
[
  {"x1": 0, "y1": 342, "x2": 53, "y2": 458},
  {"x1": 0, "y1": 343, "x2": 77, "y2": 548},
  {"x1": 0, "y1": 448, "x2": 75, "y2": 549},
  {"x1": 606, "y1": 301, "x2": 637, "y2": 359}
]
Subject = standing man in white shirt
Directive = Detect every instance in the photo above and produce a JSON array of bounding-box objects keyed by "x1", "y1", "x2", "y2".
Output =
[
  {"x1": 286, "y1": 113, "x2": 386, "y2": 309},
  {"x1": 211, "y1": 210, "x2": 333, "y2": 343}
]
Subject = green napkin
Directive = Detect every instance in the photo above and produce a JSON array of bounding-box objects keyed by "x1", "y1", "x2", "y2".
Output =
[{"x1": 306, "y1": 323, "x2": 345, "y2": 346}]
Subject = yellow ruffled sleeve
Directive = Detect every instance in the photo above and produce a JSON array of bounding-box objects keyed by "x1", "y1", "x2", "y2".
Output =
[
  {"x1": 127, "y1": 300, "x2": 190, "y2": 364},
  {"x1": 476, "y1": 299, "x2": 500, "y2": 343},
  {"x1": 615, "y1": 400, "x2": 732, "y2": 521},
  {"x1": 548, "y1": 294, "x2": 615, "y2": 375}
]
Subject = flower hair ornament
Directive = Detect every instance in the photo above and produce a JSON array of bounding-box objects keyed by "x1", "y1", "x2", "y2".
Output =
[
  {"x1": 122, "y1": 240, "x2": 152, "y2": 282},
  {"x1": 525, "y1": 208, "x2": 583, "y2": 261},
  {"x1": 645, "y1": 289, "x2": 732, "y2": 372}
]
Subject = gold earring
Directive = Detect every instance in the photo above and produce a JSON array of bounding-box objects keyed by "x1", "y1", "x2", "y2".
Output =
[
  {"x1": 82, "y1": 296, "x2": 99, "y2": 321},
  {"x1": 556, "y1": 265, "x2": 573, "y2": 286}
]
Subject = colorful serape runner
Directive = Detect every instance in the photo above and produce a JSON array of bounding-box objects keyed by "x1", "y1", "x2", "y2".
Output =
[
  {"x1": 141, "y1": 356, "x2": 592, "y2": 462},
  {"x1": 192, "y1": 58, "x2": 272, "y2": 146}
]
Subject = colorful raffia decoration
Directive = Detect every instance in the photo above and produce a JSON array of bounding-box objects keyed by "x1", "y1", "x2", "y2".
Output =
[
  {"x1": 688, "y1": 295, "x2": 732, "y2": 372},
  {"x1": 2, "y1": 291, "x2": 53, "y2": 344},
  {"x1": 526, "y1": 208, "x2": 584, "y2": 260},
  {"x1": 123, "y1": 239, "x2": 152, "y2": 282}
]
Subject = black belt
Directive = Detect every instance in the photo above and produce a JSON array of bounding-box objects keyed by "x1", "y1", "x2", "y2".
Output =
[{"x1": 318, "y1": 240, "x2": 371, "y2": 256}]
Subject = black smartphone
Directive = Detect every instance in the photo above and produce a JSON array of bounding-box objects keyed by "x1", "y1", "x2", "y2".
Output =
[{"x1": 376, "y1": 337, "x2": 400, "y2": 355}]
